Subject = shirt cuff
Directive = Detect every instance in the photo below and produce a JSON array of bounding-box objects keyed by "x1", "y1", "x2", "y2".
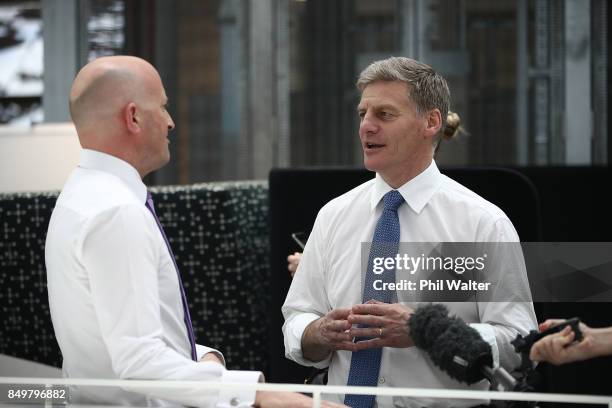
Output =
[
  {"x1": 196, "y1": 344, "x2": 226, "y2": 366},
  {"x1": 216, "y1": 370, "x2": 264, "y2": 408},
  {"x1": 284, "y1": 313, "x2": 330, "y2": 368},
  {"x1": 469, "y1": 323, "x2": 500, "y2": 368}
]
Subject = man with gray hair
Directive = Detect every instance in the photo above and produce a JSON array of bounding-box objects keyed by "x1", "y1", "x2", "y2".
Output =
[{"x1": 282, "y1": 56, "x2": 536, "y2": 407}]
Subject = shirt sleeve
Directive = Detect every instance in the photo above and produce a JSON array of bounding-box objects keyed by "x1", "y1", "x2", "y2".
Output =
[
  {"x1": 197, "y1": 344, "x2": 226, "y2": 366},
  {"x1": 80, "y1": 204, "x2": 261, "y2": 407},
  {"x1": 474, "y1": 217, "x2": 538, "y2": 371},
  {"x1": 282, "y1": 208, "x2": 333, "y2": 369},
  {"x1": 469, "y1": 323, "x2": 500, "y2": 368}
]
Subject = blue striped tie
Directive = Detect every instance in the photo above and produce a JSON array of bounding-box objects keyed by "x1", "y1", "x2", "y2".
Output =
[{"x1": 344, "y1": 190, "x2": 404, "y2": 408}]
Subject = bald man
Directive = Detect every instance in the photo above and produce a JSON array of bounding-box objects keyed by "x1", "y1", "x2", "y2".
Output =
[{"x1": 45, "y1": 56, "x2": 344, "y2": 408}]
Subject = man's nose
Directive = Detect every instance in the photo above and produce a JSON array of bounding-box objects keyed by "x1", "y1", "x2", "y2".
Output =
[
  {"x1": 168, "y1": 115, "x2": 175, "y2": 131},
  {"x1": 359, "y1": 113, "x2": 378, "y2": 135}
]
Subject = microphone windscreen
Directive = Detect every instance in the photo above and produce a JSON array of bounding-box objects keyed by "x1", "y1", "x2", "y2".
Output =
[
  {"x1": 409, "y1": 303, "x2": 451, "y2": 350},
  {"x1": 409, "y1": 304, "x2": 493, "y2": 384}
]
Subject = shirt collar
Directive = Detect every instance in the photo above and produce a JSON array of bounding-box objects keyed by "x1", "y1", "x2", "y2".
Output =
[
  {"x1": 370, "y1": 160, "x2": 443, "y2": 214},
  {"x1": 78, "y1": 149, "x2": 148, "y2": 204}
]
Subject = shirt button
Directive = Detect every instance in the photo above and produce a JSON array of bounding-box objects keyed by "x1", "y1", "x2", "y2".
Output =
[
  {"x1": 230, "y1": 397, "x2": 240, "y2": 406},
  {"x1": 379, "y1": 377, "x2": 385, "y2": 384}
]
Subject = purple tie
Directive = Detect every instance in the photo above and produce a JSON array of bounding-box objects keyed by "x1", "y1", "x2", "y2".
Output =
[{"x1": 145, "y1": 192, "x2": 197, "y2": 361}]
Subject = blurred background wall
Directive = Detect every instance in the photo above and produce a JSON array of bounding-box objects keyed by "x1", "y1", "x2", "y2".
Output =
[{"x1": 0, "y1": 0, "x2": 608, "y2": 191}]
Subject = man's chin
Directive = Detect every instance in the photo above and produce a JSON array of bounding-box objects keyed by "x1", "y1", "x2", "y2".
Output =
[
  {"x1": 363, "y1": 158, "x2": 382, "y2": 173},
  {"x1": 161, "y1": 154, "x2": 171, "y2": 168},
  {"x1": 151, "y1": 154, "x2": 171, "y2": 174}
]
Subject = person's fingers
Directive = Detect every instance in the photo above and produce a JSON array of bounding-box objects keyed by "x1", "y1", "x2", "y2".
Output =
[
  {"x1": 321, "y1": 320, "x2": 350, "y2": 337},
  {"x1": 347, "y1": 313, "x2": 384, "y2": 327},
  {"x1": 351, "y1": 303, "x2": 389, "y2": 316},
  {"x1": 349, "y1": 326, "x2": 382, "y2": 338},
  {"x1": 558, "y1": 327, "x2": 575, "y2": 346},
  {"x1": 321, "y1": 401, "x2": 350, "y2": 408},
  {"x1": 287, "y1": 253, "x2": 301, "y2": 263},
  {"x1": 550, "y1": 335, "x2": 591, "y2": 365},
  {"x1": 324, "y1": 318, "x2": 351, "y2": 331},
  {"x1": 530, "y1": 335, "x2": 553, "y2": 361},
  {"x1": 320, "y1": 402, "x2": 346, "y2": 408},
  {"x1": 529, "y1": 343, "x2": 543, "y2": 361},
  {"x1": 549, "y1": 336, "x2": 571, "y2": 365},
  {"x1": 530, "y1": 329, "x2": 574, "y2": 363},
  {"x1": 329, "y1": 308, "x2": 352, "y2": 319},
  {"x1": 199, "y1": 353, "x2": 223, "y2": 365},
  {"x1": 535, "y1": 341, "x2": 554, "y2": 362},
  {"x1": 287, "y1": 253, "x2": 300, "y2": 274},
  {"x1": 324, "y1": 329, "x2": 353, "y2": 343},
  {"x1": 365, "y1": 299, "x2": 384, "y2": 304},
  {"x1": 539, "y1": 319, "x2": 565, "y2": 331},
  {"x1": 353, "y1": 337, "x2": 384, "y2": 351}
]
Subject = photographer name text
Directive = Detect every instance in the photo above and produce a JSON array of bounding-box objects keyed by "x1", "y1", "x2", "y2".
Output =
[{"x1": 373, "y1": 279, "x2": 491, "y2": 292}]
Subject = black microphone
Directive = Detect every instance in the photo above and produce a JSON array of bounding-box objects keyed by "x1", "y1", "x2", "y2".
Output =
[{"x1": 408, "y1": 303, "x2": 518, "y2": 391}]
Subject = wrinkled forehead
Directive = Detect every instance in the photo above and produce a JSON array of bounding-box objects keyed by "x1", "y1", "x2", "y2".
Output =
[{"x1": 358, "y1": 81, "x2": 414, "y2": 110}]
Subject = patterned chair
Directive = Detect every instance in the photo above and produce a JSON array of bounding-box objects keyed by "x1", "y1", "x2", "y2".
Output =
[{"x1": 0, "y1": 181, "x2": 270, "y2": 373}]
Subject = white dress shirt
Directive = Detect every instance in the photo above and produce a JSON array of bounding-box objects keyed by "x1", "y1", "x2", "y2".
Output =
[
  {"x1": 282, "y1": 161, "x2": 537, "y2": 408},
  {"x1": 46, "y1": 149, "x2": 261, "y2": 408}
]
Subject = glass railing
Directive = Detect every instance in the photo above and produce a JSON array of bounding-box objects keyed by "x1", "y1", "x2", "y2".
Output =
[{"x1": 1, "y1": 377, "x2": 611, "y2": 407}]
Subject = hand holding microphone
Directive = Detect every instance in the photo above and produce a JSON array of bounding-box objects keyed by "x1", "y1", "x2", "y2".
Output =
[{"x1": 526, "y1": 319, "x2": 612, "y2": 365}]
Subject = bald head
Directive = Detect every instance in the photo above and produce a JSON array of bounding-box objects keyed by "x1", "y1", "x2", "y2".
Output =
[
  {"x1": 69, "y1": 56, "x2": 161, "y2": 134},
  {"x1": 69, "y1": 56, "x2": 175, "y2": 177}
]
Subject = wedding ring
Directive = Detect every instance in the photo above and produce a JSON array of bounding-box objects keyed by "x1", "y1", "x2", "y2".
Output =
[{"x1": 379, "y1": 327, "x2": 384, "y2": 337}]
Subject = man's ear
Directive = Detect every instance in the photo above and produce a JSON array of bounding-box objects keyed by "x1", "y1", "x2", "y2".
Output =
[
  {"x1": 124, "y1": 102, "x2": 140, "y2": 134},
  {"x1": 423, "y1": 109, "x2": 442, "y2": 140}
]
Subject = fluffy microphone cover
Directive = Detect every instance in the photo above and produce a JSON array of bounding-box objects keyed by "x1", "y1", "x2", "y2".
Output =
[{"x1": 409, "y1": 303, "x2": 493, "y2": 384}]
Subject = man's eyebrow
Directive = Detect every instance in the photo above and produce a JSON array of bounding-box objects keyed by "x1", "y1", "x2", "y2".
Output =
[
  {"x1": 357, "y1": 103, "x2": 398, "y2": 112},
  {"x1": 374, "y1": 104, "x2": 399, "y2": 111}
]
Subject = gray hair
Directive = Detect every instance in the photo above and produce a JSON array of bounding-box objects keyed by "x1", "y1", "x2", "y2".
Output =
[{"x1": 357, "y1": 56, "x2": 460, "y2": 143}]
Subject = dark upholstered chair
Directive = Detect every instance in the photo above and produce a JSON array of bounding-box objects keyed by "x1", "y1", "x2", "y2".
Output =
[{"x1": 0, "y1": 182, "x2": 270, "y2": 372}]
